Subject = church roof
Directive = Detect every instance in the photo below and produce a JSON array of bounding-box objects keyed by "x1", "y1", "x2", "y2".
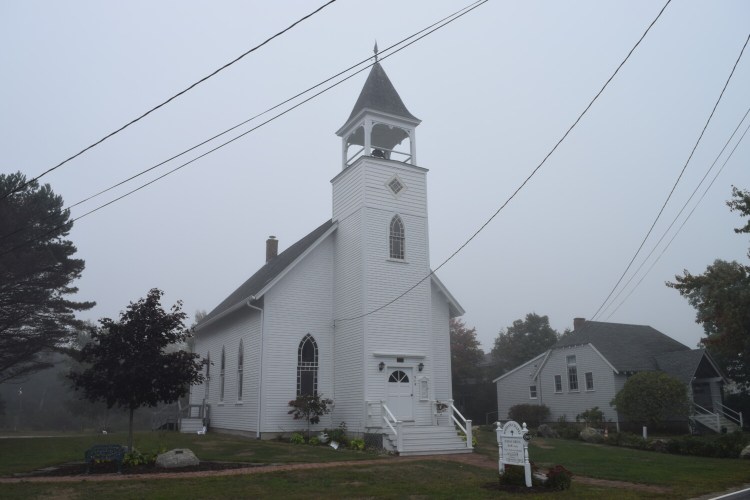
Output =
[
  {"x1": 554, "y1": 321, "x2": 689, "y2": 373},
  {"x1": 346, "y1": 62, "x2": 418, "y2": 123},
  {"x1": 198, "y1": 219, "x2": 335, "y2": 329}
]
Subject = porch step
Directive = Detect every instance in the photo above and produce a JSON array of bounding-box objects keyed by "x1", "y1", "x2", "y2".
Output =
[
  {"x1": 384, "y1": 425, "x2": 472, "y2": 456},
  {"x1": 692, "y1": 413, "x2": 740, "y2": 434},
  {"x1": 180, "y1": 418, "x2": 204, "y2": 434}
]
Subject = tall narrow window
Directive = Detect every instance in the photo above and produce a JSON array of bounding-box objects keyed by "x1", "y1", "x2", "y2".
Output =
[
  {"x1": 585, "y1": 372, "x2": 594, "y2": 391},
  {"x1": 529, "y1": 385, "x2": 537, "y2": 399},
  {"x1": 297, "y1": 334, "x2": 318, "y2": 396},
  {"x1": 205, "y1": 352, "x2": 211, "y2": 400},
  {"x1": 554, "y1": 375, "x2": 562, "y2": 393},
  {"x1": 389, "y1": 215, "x2": 405, "y2": 260},
  {"x1": 220, "y1": 346, "x2": 226, "y2": 402},
  {"x1": 237, "y1": 340, "x2": 244, "y2": 401},
  {"x1": 567, "y1": 355, "x2": 578, "y2": 391}
]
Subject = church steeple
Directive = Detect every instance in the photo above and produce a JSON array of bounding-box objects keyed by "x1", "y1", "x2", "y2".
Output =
[{"x1": 336, "y1": 60, "x2": 420, "y2": 170}]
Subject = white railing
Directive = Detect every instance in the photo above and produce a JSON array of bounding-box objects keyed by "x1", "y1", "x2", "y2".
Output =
[
  {"x1": 692, "y1": 402, "x2": 721, "y2": 432},
  {"x1": 719, "y1": 403, "x2": 743, "y2": 429},
  {"x1": 381, "y1": 401, "x2": 403, "y2": 452},
  {"x1": 436, "y1": 399, "x2": 472, "y2": 449}
]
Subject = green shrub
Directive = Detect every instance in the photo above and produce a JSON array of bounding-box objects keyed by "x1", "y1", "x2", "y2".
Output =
[
  {"x1": 290, "y1": 433, "x2": 305, "y2": 445},
  {"x1": 508, "y1": 404, "x2": 550, "y2": 427},
  {"x1": 576, "y1": 407, "x2": 604, "y2": 428},
  {"x1": 349, "y1": 438, "x2": 365, "y2": 451},
  {"x1": 545, "y1": 465, "x2": 573, "y2": 490},
  {"x1": 324, "y1": 422, "x2": 349, "y2": 446},
  {"x1": 664, "y1": 432, "x2": 749, "y2": 458},
  {"x1": 554, "y1": 415, "x2": 583, "y2": 440},
  {"x1": 498, "y1": 465, "x2": 527, "y2": 487},
  {"x1": 308, "y1": 436, "x2": 320, "y2": 446},
  {"x1": 123, "y1": 448, "x2": 161, "y2": 467}
]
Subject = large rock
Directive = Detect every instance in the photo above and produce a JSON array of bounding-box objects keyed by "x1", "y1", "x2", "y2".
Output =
[
  {"x1": 579, "y1": 427, "x2": 603, "y2": 444},
  {"x1": 741, "y1": 444, "x2": 750, "y2": 459},
  {"x1": 537, "y1": 424, "x2": 559, "y2": 438},
  {"x1": 156, "y1": 448, "x2": 199, "y2": 469}
]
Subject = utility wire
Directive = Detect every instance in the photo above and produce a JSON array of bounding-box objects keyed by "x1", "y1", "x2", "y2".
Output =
[
  {"x1": 598, "y1": 106, "x2": 750, "y2": 318},
  {"x1": 0, "y1": 1, "x2": 488, "y2": 260},
  {"x1": 591, "y1": 32, "x2": 750, "y2": 321},
  {"x1": 0, "y1": 1, "x2": 485, "y2": 244},
  {"x1": 335, "y1": 0, "x2": 672, "y2": 323},
  {"x1": 0, "y1": 0, "x2": 338, "y2": 201},
  {"x1": 605, "y1": 118, "x2": 750, "y2": 319}
]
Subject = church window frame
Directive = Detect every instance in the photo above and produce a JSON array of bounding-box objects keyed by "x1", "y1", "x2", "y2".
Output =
[
  {"x1": 297, "y1": 334, "x2": 319, "y2": 396},
  {"x1": 220, "y1": 346, "x2": 226, "y2": 403},
  {"x1": 237, "y1": 340, "x2": 244, "y2": 402},
  {"x1": 389, "y1": 215, "x2": 405, "y2": 260}
]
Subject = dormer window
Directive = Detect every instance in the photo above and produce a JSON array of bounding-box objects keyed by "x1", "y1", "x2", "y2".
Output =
[{"x1": 389, "y1": 215, "x2": 405, "y2": 260}]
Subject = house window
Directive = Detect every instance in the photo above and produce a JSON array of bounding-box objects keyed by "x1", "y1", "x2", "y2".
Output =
[
  {"x1": 220, "y1": 346, "x2": 226, "y2": 402},
  {"x1": 389, "y1": 215, "x2": 405, "y2": 260},
  {"x1": 585, "y1": 372, "x2": 594, "y2": 391},
  {"x1": 567, "y1": 355, "x2": 578, "y2": 391},
  {"x1": 529, "y1": 385, "x2": 537, "y2": 399},
  {"x1": 554, "y1": 375, "x2": 562, "y2": 393},
  {"x1": 205, "y1": 352, "x2": 211, "y2": 400},
  {"x1": 237, "y1": 340, "x2": 244, "y2": 401},
  {"x1": 297, "y1": 334, "x2": 318, "y2": 396}
]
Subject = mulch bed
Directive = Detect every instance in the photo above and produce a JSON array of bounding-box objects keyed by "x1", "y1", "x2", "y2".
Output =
[
  {"x1": 16, "y1": 461, "x2": 262, "y2": 478},
  {"x1": 482, "y1": 482, "x2": 558, "y2": 494}
]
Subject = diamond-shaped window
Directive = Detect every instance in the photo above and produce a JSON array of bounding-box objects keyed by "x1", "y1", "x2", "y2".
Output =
[{"x1": 388, "y1": 178, "x2": 403, "y2": 195}]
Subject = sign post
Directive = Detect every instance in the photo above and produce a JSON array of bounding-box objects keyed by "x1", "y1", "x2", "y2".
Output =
[{"x1": 496, "y1": 420, "x2": 532, "y2": 488}]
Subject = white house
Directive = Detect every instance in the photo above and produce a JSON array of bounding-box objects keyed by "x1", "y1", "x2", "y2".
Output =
[
  {"x1": 494, "y1": 319, "x2": 742, "y2": 433},
  {"x1": 186, "y1": 60, "x2": 471, "y2": 455}
]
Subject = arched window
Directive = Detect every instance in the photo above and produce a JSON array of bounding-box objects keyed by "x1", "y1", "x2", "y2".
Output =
[
  {"x1": 389, "y1": 215, "x2": 405, "y2": 260},
  {"x1": 297, "y1": 334, "x2": 318, "y2": 396},
  {"x1": 237, "y1": 340, "x2": 244, "y2": 401},
  {"x1": 205, "y1": 352, "x2": 211, "y2": 400},
  {"x1": 220, "y1": 346, "x2": 226, "y2": 402}
]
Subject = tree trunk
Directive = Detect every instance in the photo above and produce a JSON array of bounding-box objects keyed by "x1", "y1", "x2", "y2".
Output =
[{"x1": 128, "y1": 408, "x2": 134, "y2": 451}]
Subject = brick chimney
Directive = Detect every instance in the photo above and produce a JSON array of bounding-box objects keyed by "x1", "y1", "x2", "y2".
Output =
[
  {"x1": 573, "y1": 317, "x2": 586, "y2": 331},
  {"x1": 266, "y1": 236, "x2": 278, "y2": 263}
]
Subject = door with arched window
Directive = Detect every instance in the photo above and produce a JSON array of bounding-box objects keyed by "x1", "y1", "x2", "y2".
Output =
[{"x1": 386, "y1": 367, "x2": 414, "y2": 420}]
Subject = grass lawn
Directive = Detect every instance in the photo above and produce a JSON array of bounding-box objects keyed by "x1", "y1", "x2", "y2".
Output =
[{"x1": 1, "y1": 428, "x2": 749, "y2": 498}]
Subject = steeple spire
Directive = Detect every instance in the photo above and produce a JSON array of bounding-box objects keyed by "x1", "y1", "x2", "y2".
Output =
[{"x1": 374, "y1": 41, "x2": 379, "y2": 62}]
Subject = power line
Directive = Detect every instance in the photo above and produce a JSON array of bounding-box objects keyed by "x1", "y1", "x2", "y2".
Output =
[
  {"x1": 334, "y1": 0, "x2": 673, "y2": 324},
  {"x1": 0, "y1": 0, "x2": 338, "y2": 201},
  {"x1": 598, "y1": 106, "x2": 750, "y2": 319},
  {"x1": 605, "y1": 118, "x2": 750, "y2": 320},
  {"x1": 0, "y1": 1, "x2": 489, "y2": 260},
  {"x1": 591, "y1": 32, "x2": 750, "y2": 321}
]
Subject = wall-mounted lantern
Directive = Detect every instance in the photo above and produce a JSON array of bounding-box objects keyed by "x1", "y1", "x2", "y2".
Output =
[
  {"x1": 418, "y1": 362, "x2": 424, "y2": 372},
  {"x1": 378, "y1": 361, "x2": 385, "y2": 372}
]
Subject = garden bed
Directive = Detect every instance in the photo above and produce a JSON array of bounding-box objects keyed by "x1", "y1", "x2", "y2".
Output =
[{"x1": 14, "y1": 461, "x2": 263, "y2": 478}]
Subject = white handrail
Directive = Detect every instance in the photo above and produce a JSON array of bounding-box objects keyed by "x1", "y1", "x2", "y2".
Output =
[
  {"x1": 719, "y1": 403, "x2": 743, "y2": 427},
  {"x1": 448, "y1": 401, "x2": 473, "y2": 450},
  {"x1": 380, "y1": 402, "x2": 402, "y2": 452}
]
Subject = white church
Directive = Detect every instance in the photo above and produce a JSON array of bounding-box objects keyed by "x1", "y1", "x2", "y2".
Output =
[{"x1": 187, "y1": 59, "x2": 471, "y2": 455}]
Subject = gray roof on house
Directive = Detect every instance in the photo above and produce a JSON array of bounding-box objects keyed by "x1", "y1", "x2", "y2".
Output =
[
  {"x1": 199, "y1": 219, "x2": 335, "y2": 327},
  {"x1": 555, "y1": 321, "x2": 690, "y2": 372},
  {"x1": 346, "y1": 62, "x2": 418, "y2": 123},
  {"x1": 654, "y1": 350, "x2": 708, "y2": 385}
]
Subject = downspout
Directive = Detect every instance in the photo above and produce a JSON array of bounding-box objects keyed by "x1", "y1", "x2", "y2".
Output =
[{"x1": 247, "y1": 297, "x2": 264, "y2": 439}]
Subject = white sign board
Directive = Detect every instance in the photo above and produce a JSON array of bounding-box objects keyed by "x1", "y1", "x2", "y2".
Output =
[{"x1": 496, "y1": 420, "x2": 532, "y2": 488}]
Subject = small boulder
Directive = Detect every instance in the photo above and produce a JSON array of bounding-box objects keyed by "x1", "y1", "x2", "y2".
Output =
[
  {"x1": 156, "y1": 448, "x2": 199, "y2": 469},
  {"x1": 741, "y1": 444, "x2": 750, "y2": 459},
  {"x1": 537, "y1": 424, "x2": 558, "y2": 438},
  {"x1": 579, "y1": 427, "x2": 603, "y2": 444}
]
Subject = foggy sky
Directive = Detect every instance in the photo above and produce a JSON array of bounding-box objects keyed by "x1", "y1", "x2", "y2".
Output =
[{"x1": 2, "y1": 0, "x2": 749, "y2": 352}]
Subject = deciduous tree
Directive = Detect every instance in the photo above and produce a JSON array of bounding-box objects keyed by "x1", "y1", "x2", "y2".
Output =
[
  {"x1": 0, "y1": 172, "x2": 94, "y2": 382},
  {"x1": 668, "y1": 187, "x2": 750, "y2": 389},
  {"x1": 492, "y1": 313, "x2": 559, "y2": 375},
  {"x1": 450, "y1": 318, "x2": 484, "y2": 385},
  {"x1": 68, "y1": 289, "x2": 204, "y2": 450}
]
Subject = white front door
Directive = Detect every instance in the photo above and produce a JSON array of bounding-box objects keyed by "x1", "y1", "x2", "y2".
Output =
[{"x1": 387, "y1": 368, "x2": 414, "y2": 420}]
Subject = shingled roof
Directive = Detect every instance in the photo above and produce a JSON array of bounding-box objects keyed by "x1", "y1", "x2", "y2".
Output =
[
  {"x1": 555, "y1": 321, "x2": 690, "y2": 373},
  {"x1": 346, "y1": 62, "x2": 418, "y2": 123},
  {"x1": 198, "y1": 219, "x2": 335, "y2": 328}
]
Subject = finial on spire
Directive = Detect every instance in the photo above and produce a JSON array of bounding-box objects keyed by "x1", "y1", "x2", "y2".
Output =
[{"x1": 374, "y1": 41, "x2": 379, "y2": 62}]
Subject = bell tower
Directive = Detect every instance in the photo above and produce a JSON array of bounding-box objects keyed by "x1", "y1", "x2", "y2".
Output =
[{"x1": 335, "y1": 56, "x2": 421, "y2": 169}]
